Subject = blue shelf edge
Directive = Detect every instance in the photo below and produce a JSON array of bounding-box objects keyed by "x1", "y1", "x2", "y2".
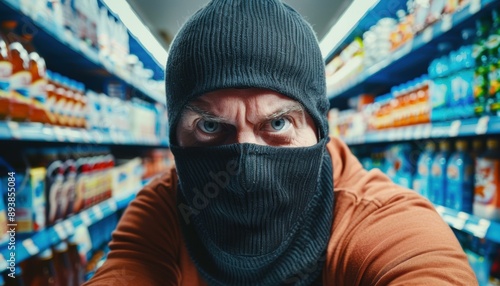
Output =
[
  {"x1": 326, "y1": 0, "x2": 495, "y2": 101},
  {"x1": 0, "y1": 121, "x2": 169, "y2": 147},
  {"x1": 0, "y1": 186, "x2": 142, "y2": 272},
  {"x1": 0, "y1": 0, "x2": 165, "y2": 104},
  {"x1": 434, "y1": 205, "x2": 500, "y2": 244},
  {"x1": 341, "y1": 116, "x2": 500, "y2": 145}
]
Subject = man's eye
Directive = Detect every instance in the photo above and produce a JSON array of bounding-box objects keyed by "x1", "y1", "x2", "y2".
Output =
[
  {"x1": 197, "y1": 119, "x2": 221, "y2": 133},
  {"x1": 268, "y1": 118, "x2": 290, "y2": 131}
]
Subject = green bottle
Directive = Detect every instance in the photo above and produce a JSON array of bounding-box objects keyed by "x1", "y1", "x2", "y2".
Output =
[
  {"x1": 488, "y1": 8, "x2": 500, "y2": 115},
  {"x1": 473, "y1": 17, "x2": 491, "y2": 116}
]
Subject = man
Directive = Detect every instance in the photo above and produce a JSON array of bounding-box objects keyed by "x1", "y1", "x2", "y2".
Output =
[{"x1": 84, "y1": 0, "x2": 477, "y2": 285}]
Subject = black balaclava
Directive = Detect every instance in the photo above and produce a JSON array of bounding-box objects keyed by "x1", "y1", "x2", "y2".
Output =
[{"x1": 165, "y1": 0, "x2": 333, "y2": 285}]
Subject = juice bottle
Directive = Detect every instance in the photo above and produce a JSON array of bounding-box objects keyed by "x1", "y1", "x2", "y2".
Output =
[
  {"x1": 4, "y1": 22, "x2": 31, "y2": 122},
  {"x1": 73, "y1": 149, "x2": 90, "y2": 213},
  {"x1": 446, "y1": 140, "x2": 474, "y2": 212},
  {"x1": 53, "y1": 73, "x2": 68, "y2": 126},
  {"x1": 68, "y1": 236, "x2": 85, "y2": 286},
  {"x1": 22, "y1": 249, "x2": 58, "y2": 286},
  {"x1": 429, "y1": 140, "x2": 452, "y2": 205},
  {"x1": 60, "y1": 149, "x2": 77, "y2": 219},
  {"x1": 44, "y1": 148, "x2": 64, "y2": 225},
  {"x1": 474, "y1": 139, "x2": 500, "y2": 221},
  {"x1": 20, "y1": 34, "x2": 51, "y2": 124},
  {"x1": 0, "y1": 26, "x2": 12, "y2": 120},
  {"x1": 53, "y1": 242, "x2": 74, "y2": 286},
  {"x1": 413, "y1": 141, "x2": 436, "y2": 199},
  {"x1": 473, "y1": 17, "x2": 492, "y2": 116}
]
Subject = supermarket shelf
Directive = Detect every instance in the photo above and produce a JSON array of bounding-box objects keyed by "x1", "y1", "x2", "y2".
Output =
[
  {"x1": 341, "y1": 116, "x2": 500, "y2": 145},
  {"x1": 0, "y1": 121, "x2": 169, "y2": 147},
  {"x1": 0, "y1": 178, "x2": 152, "y2": 272},
  {"x1": 327, "y1": 0, "x2": 495, "y2": 102},
  {"x1": 435, "y1": 205, "x2": 500, "y2": 244},
  {"x1": 0, "y1": 0, "x2": 165, "y2": 104}
]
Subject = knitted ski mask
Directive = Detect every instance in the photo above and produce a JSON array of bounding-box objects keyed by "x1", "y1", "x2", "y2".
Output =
[{"x1": 165, "y1": 0, "x2": 334, "y2": 285}]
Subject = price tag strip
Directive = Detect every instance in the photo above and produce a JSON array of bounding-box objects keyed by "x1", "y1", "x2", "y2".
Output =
[
  {"x1": 22, "y1": 238, "x2": 40, "y2": 256},
  {"x1": 54, "y1": 223, "x2": 68, "y2": 240},
  {"x1": 476, "y1": 116, "x2": 489, "y2": 135},
  {"x1": 80, "y1": 211, "x2": 92, "y2": 226},
  {"x1": 63, "y1": 220, "x2": 75, "y2": 236},
  {"x1": 449, "y1": 120, "x2": 461, "y2": 137}
]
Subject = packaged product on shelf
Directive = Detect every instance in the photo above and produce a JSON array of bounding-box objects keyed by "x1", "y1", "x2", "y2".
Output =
[
  {"x1": 73, "y1": 148, "x2": 90, "y2": 214},
  {"x1": 450, "y1": 29, "x2": 476, "y2": 119},
  {"x1": 21, "y1": 34, "x2": 52, "y2": 125},
  {"x1": 0, "y1": 26, "x2": 12, "y2": 120},
  {"x1": 325, "y1": 38, "x2": 364, "y2": 92},
  {"x1": 21, "y1": 249, "x2": 59, "y2": 286},
  {"x1": 429, "y1": 140, "x2": 452, "y2": 205},
  {"x1": 44, "y1": 148, "x2": 65, "y2": 225},
  {"x1": 429, "y1": 43, "x2": 453, "y2": 122},
  {"x1": 413, "y1": 141, "x2": 436, "y2": 198},
  {"x1": 427, "y1": 0, "x2": 447, "y2": 25},
  {"x1": 384, "y1": 144, "x2": 414, "y2": 189},
  {"x1": 0, "y1": 173, "x2": 9, "y2": 245},
  {"x1": 412, "y1": 0, "x2": 431, "y2": 33},
  {"x1": 60, "y1": 149, "x2": 77, "y2": 220},
  {"x1": 68, "y1": 235, "x2": 85, "y2": 286},
  {"x1": 474, "y1": 139, "x2": 500, "y2": 221},
  {"x1": 97, "y1": 6, "x2": 110, "y2": 60},
  {"x1": 111, "y1": 157, "x2": 143, "y2": 200},
  {"x1": 14, "y1": 167, "x2": 46, "y2": 234},
  {"x1": 3, "y1": 22, "x2": 31, "y2": 122},
  {"x1": 53, "y1": 241, "x2": 74, "y2": 286},
  {"x1": 390, "y1": 9, "x2": 414, "y2": 51},
  {"x1": 488, "y1": 8, "x2": 500, "y2": 115},
  {"x1": 446, "y1": 140, "x2": 474, "y2": 212},
  {"x1": 62, "y1": 0, "x2": 77, "y2": 38},
  {"x1": 474, "y1": 16, "x2": 492, "y2": 116}
]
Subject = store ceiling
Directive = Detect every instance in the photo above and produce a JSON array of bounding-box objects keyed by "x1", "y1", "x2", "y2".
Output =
[{"x1": 126, "y1": 0, "x2": 352, "y2": 49}]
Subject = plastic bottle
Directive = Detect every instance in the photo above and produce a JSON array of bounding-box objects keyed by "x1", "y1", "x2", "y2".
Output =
[
  {"x1": 0, "y1": 26, "x2": 12, "y2": 120},
  {"x1": 22, "y1": 249, "x2": 58, "y2": 286},
  {"x1": 473, "y1": 16, "x2": 492, "y2": 116},
  {"x1": 20, "y1": 34, "x2": 51, "y2": 124},
  {"x1": 446, "y1": 140, "x2": 474, "y2": 212},
  {"x1": 459, "y1": 29, "x2": 477, "y2": 118},
  {"x1": 67, "y1": 236, "x2": 85, "y2": 286},
  {"x1": 429, "y1": 43, "x2": 453, "y2": 122},
  {"x1": 474, "y1": 139, "x2": 500, "y2": 221},
  {"x1": 430, "y1": 140, "x2": 452, "y2": 205},
  {"x1": 3, "y1": 22, "x2": 31, "y2": 122},
  {"x1": 44, "y1": 148, "x2": 65, "y2": 225},
  {"x1": 59, "y1": 149, "x2": 76, "y2": 220},
  {"x1": 487, "y1": 8, "x2": 500, "y2": 116},
  {"x1": 52, "y1": 242, "x2": 74, "y2": 286},
  {"x1": 414, "y1": 141, "x2": 436, "y2": 199}
]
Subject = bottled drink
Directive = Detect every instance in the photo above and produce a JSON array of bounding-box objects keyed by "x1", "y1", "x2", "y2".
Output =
[
  {"x1": 446, "y1": 140, "x2": 474, "y2": 212},
  {"x1": 429, "y1": 140, "x2": 452, "y2": 205},
  {"x1": 473, "y1": 17, "x2": 492, "y2": 116},
  {"x1": 68, "y1": 236, "x2": 85, "y2": 286},
  {"x1": 3, "y1": 22, "x2": 31, "y2": 122},
  {"x1": 53, "y1": 242, "x2": 74, "y2": 286},
  {"x1": 0, "y1": 24, "x2": 12, "y2": 120},
  {"x1": 22, "y1": 249, "x2": 58, "y2": 286},
  {"x1": 413, "y1": 141, "x2": 436, "y2": 199},
  {"x1": 474, "y1": 139, "x2": 500, "y2": 221}
]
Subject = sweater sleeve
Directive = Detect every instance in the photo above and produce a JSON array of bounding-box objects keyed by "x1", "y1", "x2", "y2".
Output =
[
  {"x1": 325, "y1": 138, "x2": 478, "y2": 285},
  {"x1": 82, "y1": 169, "x2": 183, "y2": 286}
]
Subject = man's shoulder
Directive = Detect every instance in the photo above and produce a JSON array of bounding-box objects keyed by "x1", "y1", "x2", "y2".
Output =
[{"x1": 138, "y1": 166, "x2": 179, "y2": 208}]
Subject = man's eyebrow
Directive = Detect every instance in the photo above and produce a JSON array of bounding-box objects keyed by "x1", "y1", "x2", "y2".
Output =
[
  {"x1": 184, "y1": 104, "x2": 227, "y2": 122},
  {"x1": 265, "y1": 104, "x2": 305, "y2": 120}
]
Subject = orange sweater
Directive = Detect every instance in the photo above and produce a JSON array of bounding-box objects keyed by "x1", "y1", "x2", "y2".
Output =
[{"x1": 84, "y1": 138, "x2": 477, "y2": 285}]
